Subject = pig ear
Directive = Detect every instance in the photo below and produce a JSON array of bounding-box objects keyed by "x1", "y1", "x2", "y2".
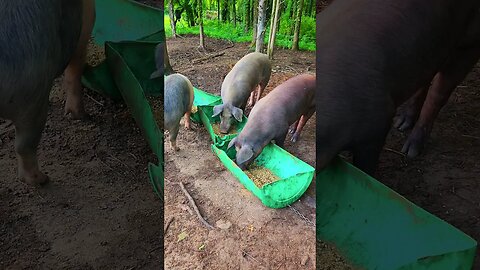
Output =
[
  {"x1": 227, "y1": 137, "x2": 237, "y2": 150},
  {"x1": 212, "y1": 104, "x2": 224, "y2": 117},
  {"x1": 231, "y1": 107, "x2": 243, "y2": 122},
  {"x1": 236, "y1": 146, "x2": 254, "y2": 166}
]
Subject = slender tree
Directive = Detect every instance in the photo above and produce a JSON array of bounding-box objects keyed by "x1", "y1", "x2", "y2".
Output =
[
  {"x1": 232, "y1": 0, "x2": 236, "y2": 27},
  {"x1": 244, "y1": 0, "x2": 250, "y2": 32},
  {"x1": 168, "y1": 0, "x2": 177, "y2": 37},
  {"x1": 267, "y1": 0, "x2": 281, "y2": 58},
  {"x1": 255, "y1": 0, "x2": 266, "y2": 52},
  {"x1": 292, "y1": 0, "x2": 304, "y2": 50},
  {"x1": 198, "y1": 0, "x2": 205, "y2": 50},
  {"x1": 251, "y1": 0, "x2": 258, "y2": 47},
  {"x1": 217, "y1": 0, "x2": 220, "y2": 20},
  {"x1": 164, "y1": 42, "x2": 174, "y2": 75}
]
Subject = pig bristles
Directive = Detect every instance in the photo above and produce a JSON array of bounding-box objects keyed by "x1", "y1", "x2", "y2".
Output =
[{"x1": 178, "y1": 182, "x2": 214, "y2": 229}]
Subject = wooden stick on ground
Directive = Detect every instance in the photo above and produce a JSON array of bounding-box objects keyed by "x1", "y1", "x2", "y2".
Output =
[
  {"x1": 178, "y1": 182, "x2": 214, "y2": 229},
  {"x1": 164, "y1": 216, "x2": 174, "y2": 234},
  {"x1": 192, "y1": 51, "x2": 225, "y2": 64},
  {"x1": 384, "y1": 147, "x2": 406, "y2": 157}
]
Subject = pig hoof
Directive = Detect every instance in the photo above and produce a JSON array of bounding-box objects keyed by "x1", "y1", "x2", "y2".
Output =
[
  {"x1": 401, "y1": 129, "x2": 427, "y2": 158},
  {"x1": 20, "y1": 171, "x2": 49, "y2": 186},
  {"x1": 291, "y1": 134, "x2": 299, "y2": 142},
  {"x1": 394, "y1": 115, "x2": 415, "y2": 131},
  {"x1": 394, "y1": 106, "x2": 419, "y2": 131}
]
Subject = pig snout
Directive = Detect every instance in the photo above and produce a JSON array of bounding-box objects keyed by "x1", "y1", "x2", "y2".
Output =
[
  {"x1": 219, "y1": 117, "x2": 232, "y2": 134},
  {"x1": 213, "y1": 104, "x2": 243, "y2": 134}
]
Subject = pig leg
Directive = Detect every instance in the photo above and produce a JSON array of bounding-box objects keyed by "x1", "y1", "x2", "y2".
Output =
[
  {"x1": 13, "y1": 101, "x2": 49, "y2": 185},
  {"x1": 169, "y1": 124, "x2": 181, "y2": 151},
  {"x1": 247, "y1": 86, "x2": 259, "y2": 107},
  {"x1": 63, "y1": 0, "x2": 95, "y2": 119},
  {"x1": 291, "y1": 108, "x2": 315, "y2": 142},
  {"x1": 402, "y1": 47, "x2": 480, "y2": 158},
  {"x1": 352, "y1": 140, "x2": 386, "y2": 177},
  {"x1": 255, "y1": 82, "x2": 267, "y2": 104},
  {"x1": 274, "y1": 131, "x2": 288, "y2": 148},
  {"x1": 289, "y1": 120, "x2": 299, "y2": 134},
  {"x1": 183, "y1": 111, "x2": 192, "y2": 130},
  {"x1": 393, "y1": 87, "x2": 429, "y2": 131}
]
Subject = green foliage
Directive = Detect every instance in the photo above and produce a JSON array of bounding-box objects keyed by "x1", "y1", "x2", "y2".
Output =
[{"x1": 165, "y1": 14, "x2": 315, "y2": 51}]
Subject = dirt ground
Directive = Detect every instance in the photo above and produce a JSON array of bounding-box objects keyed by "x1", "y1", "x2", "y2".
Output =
[
  {"x1": 164, "y1": 36, "x2": 317, "y2": 269},
  {"x1": 0, "y1": 44, "x2": 162, "y2": 268},
  {"x1": 379, "y1": 65, "x2": 480, "y2": 268}
]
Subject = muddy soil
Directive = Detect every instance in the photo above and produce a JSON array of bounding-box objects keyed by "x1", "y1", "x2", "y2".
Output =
[
  {"x1": 0, "y1": 43, "x2": 162, "y2": 268},
  {"x1": 164, "y1": 36, "x2": 317, "y2": 269}
]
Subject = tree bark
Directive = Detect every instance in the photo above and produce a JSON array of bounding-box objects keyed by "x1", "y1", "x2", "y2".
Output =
[
  {"x1": 164, "y1": 42, "x2": 174, "y2": 75},
  {"x1": 267, "y1": 0, "x2": 277, "y2": 46},
  {"x1": 292, "y1": 0, "x2": 304, "y2": 50},
  {"x1": 251, "y1": 0, "x2": 258, "y2": 47},
  {"x1": 217, "y1": 0, "x2": 220, "y2": 21},
  {"x1": 255, "y1": 0, "x2": 266, "y2": 52},
  {"x1": 168, "y1": 0, "x2": 177, "y2": 37},
  {"x1": 185, "y1": 0, "x2": 195, "y2": 27},
  {"x1": 222, "y1": 0, "x2": 230, "y2": 22},
  {"x1": 267, "y1": 0, "x2": 280, "y2": 59},
  {"x1": 198, "y1": 0, "x2": 205, "y2": 50},
  {"x1": 232, "y1": 0, "x2": 236, "y2": 27},
  {"x1": 244, "y1": 0, "x2": 250, "y2": 32}
]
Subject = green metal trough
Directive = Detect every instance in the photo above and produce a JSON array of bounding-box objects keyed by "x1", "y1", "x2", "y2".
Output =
[
  {"x1": 81, "y1": 0, "x2": 164, "y2": 196},
  {"x1": 317, "y1": 157, "x2": 477, "y2": 269}
]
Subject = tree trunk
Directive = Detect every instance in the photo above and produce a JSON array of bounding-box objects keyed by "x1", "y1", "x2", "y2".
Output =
[
  {"x1": 222, "y1": 0, "x2": 229, "y2": 22},
  {"x1": 255, "y1": 0, "x2": 266, "y2": 52},
  {"x1": 290, "y1": 0, "x2": 297, "y2": 35},
  {"x1": 232, "y1": 0, "x2": 236, "y2": 27},
  {"x1": 185, "y1": 1, "x2": 196, "y2": 26},
  {"x1": 292, "y1": 0, "x2": 304, "y2": 50},
  {"x1": 267, "y1": 0, "x2": 277, "y2": 46},
  {"x1": 198, "y1": 0, "x2": 205, "y2": 50},
  {"x1": 251, "y1": 0, "x2": 258, "y2": 47},
  {"x1": 217, "y1": 0, "x2": 220, "y2": 21},
  {"x1": 244, "y1": 0, "x2": 251, "y2": 32},
  {"x1": 164, "y1": 42, "x2": 175, "y2": 75},
  {"x1": 267, "y1": 0, "x2": 280, "y2": 59},
  {"x1": 168, "y1": 0, "x2": 177, "y2": 37},
  {"x1": 306, "y1": 0, "x2": 313, "y2": 17}
]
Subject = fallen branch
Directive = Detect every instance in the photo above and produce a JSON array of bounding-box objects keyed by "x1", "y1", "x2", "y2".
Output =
[
  {"x1": 86, "y1": 93, "x2": 104, "y2": 107},
  {"x1": 164, "y1": 216, "x2": 174, "y2": 234},
  {"x1": 192, "y1": 51, "x2": 225, "y2": 64},
  {"x1": 462, "y1": 134, "x2": 480, "y2": 140},
  {"x1": 178, "y1": 182, "x2": 214, "y2": 229},
  {"x1": 242, "y1": 250, "x2": 261, "y2": 264},
  {"x1": 383, "y1": 147, "x2": 406, "y2": 157}
]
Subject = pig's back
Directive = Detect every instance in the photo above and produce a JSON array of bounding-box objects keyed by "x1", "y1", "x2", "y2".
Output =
[
  {"x1": 164, "y1": 74, "x2": 193, "y2": 127},
  {"x1": 222, "y1": 53, "x2": 271, "y2": 96}
]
